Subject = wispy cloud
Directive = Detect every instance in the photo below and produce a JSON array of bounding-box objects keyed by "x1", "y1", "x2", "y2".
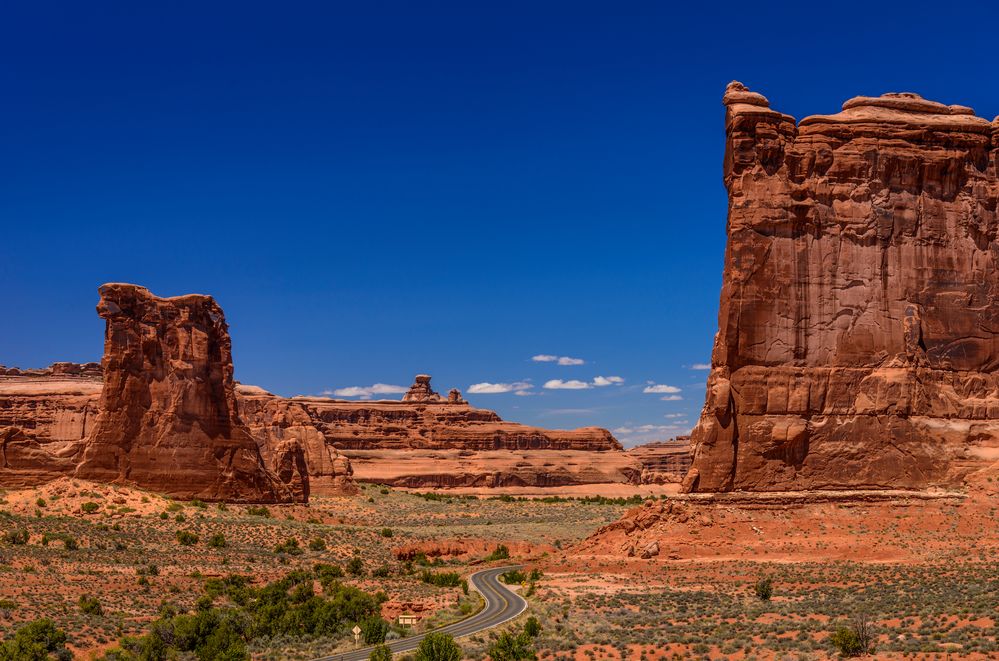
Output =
[
  {"x1": 532, "y1": 354, "x2": 585, "y2": 366},
  {"x1": 660, "y1": 394, "x2": 683, "y2": 401},
  {"x1": 612, "y1": 423, "x2": 693, "y2": 446},
  {"x1": 324, "y1": 383, "x2": 407, "y2": 400},
  {"x1": 543, "y1": 379, "x2": 592, "y2": 390},
  {"x1": 543, "y1": 375, "x2": 624, "y2": 390},
  {"x1": 690, "y1": 363, "x2": 711, "y2": 370},
  {"x1": 643, "y1": 383, "x2": 681, "y2": 394},
  {"x1": 467, "y1": 381, "x2": 533, "y2": 395}
]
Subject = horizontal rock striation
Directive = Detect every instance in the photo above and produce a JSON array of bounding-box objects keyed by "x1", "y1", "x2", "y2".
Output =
[{"x1": 686, "y1": 83, "x2": 999, "y2": 492}]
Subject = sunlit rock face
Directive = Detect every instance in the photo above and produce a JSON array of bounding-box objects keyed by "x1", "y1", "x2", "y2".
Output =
[
  {"x1": 686, "y1": 83, "x2": 999, "y2": 492},
  {"x1": 74, "y1": 284, "x2": 300, "y2": 503}
]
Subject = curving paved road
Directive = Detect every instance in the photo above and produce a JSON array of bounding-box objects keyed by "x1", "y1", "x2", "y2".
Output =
[{"x1": 314, "y1": 566, "x2": 528, "y2": 661}]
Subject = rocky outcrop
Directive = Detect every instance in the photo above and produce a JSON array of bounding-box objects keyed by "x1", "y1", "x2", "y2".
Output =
[
  {"x1": 73, "y1": 284, "x2": 300, "y2": 502},
  {"x1": 0, "y1": 426, "x2": 79, "y2": 487},
  {"x1": 687, "y1": 83, "x2": 999, "y2": 492},
  {"x1": 238, "y1": 387, "x2": 356, "y2": 496},
  {"x1": 626, "y1": 437, "x2": 692, "y2": 484}
]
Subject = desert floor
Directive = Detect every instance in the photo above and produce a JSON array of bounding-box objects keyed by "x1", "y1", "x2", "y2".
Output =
[{"x1": 1, "y1": 475, "x2": 996, "y2": 660}]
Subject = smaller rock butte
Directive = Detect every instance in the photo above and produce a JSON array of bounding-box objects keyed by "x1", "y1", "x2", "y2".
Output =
[{"x1": 73, "y1": 284, "x2": 301, "y2": 503}]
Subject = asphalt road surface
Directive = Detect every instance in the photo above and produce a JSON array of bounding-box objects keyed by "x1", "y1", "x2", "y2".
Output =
[{"x1": 314, "y1": 565, "x2": 528, "y2": 661}]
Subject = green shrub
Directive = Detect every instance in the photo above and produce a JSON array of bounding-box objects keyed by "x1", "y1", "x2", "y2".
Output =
[
  {"x1": 372, "y1": 565, "x2": 391, "y2": 578},
  {"x1": 523, "y1": 616, "x2": 542, "y2": 638},
  {"x1": 420, "y1": 571, "x2": 463, "y2": 588},
  {"x1": 3, "y1": 529, "x2": 28, "y2": 546},
  {"x1": 488, "y1": 631, "x2": 536, "y2": 661},
  {"x1": 485, "y1": 545, "x2": 510, "y2": 562},
  {"x1": 208, "y1": 533, "x2": 226, "y2": 548},
  {"x1": 348, "y1": 556, "x2": 365, "y2": 576},
  {"x1": 0, "y1": 619, "x2": 69, "y2": 660},
  {"x1": 754, "y1": 577, "x2": 773, "y2": 601},
  {"x1": 830, "y1": 616, "x2": 875, "y2": 657},
  {"x1": 380, "y1": 528, "x2": 394, "y2": 538},
  {"x1": 81, "y1": 502, "x2": 100, "y2": 514},
  {"x1": 415, "y1": 632, "x2": 461, "y2": 661},
  {"x1": 176, "y1": 531, "x2": 199, "y2": 546},
  {"x1": 35, "y1": 498, "x2": 46, "y2": 508},
  {"x1": 309, "y1": 537, "x2": 326, "y2": 551},
  {"x1": 79, "y1": 594, "x2": 104, "y2": 616},
  {"x1": 361, "y1": 615, "x2": 390, "y2": 644},
  {"x1": 274, "y1": 538, "x2": 303, "y2": 555},
  {"x1": 246, "y1": 505, "x2": 271, "y2": 517},
  {"x1": 314, "y1": 563, "x2": 344, "y2": 581}
]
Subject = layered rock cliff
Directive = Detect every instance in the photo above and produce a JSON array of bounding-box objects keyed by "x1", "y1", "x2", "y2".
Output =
[
  {"x1": 73, "y1": 284, "x2": 300, "y2": 502},
  {"x1": 686, "y1": 83, "x2": 999, "y2": 492}
]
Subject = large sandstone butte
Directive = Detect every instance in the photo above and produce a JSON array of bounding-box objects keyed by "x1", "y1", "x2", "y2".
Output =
[
  {"x1": 686, "y1": 83, "x2": 999, "y2": 492},
  {"x1": 73, "y1": 284, "x2": 301, "y2": 502}
]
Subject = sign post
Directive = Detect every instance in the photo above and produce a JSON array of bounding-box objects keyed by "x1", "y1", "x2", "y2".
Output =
[{"x1": 352, "y1": 625, "x2": 362, "y2": 646}]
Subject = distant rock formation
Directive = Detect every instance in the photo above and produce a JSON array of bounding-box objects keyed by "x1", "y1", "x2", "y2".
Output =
[
  {"x1": 238, "y1": 387, "x2": 356, "y2": 496},
  {"x1": 402, "y1": 374, "x2": 442, "y2": 402},
  {"x1": 686, "y1": 83, "x2": 999, "y2": 492},
  {"x1": 73, "y1": 284, "x2": 300, "y2": 502},
  {"x1": 626, "y1": 437, "x2": 692, "y2": 484}
]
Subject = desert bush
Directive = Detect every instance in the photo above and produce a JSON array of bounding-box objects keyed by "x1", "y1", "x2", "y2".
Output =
[
  {"x1": 246, "y1": 505, "x2": 271, "y2": 517},
  {"x1": 274, "y1": 538, "x2": 303, "y2": 555},
  {"x1": 0, "y1": 618, "x2": 71, "y2": 660},
  {"x1": 754, "y1": 577, "x2": 774, "y2": 601},
  {"x1": 420, "y1": 570, "x2": 463, "y2": 588},
  {"x1": 485, "y1": 545, "x2": 510, "y2": 561},
  {"x1": 176, "y1": 530, "x2": 199, "y2": 546},
  {"x1": 81, "y1": 502, "x2": 100, "y2": 514},
  {"x1": 361, "y1": 615, "x2": 390, "y2": 644},
  {"x1": 309, "y1": 537, "x2": 326, "y2": 551},
  {"x1": 380, "y1": 528, "x2": 394, "y2": 538},
  {"x1": 3, "y1": 529, "x2": 28, "y2": 546},
  {"x1": 314, "y1": 563, "x2": 344, "y2": 581},
  {"x1": 488, "y1": 630, "x2": 537, "y2": 661},
  {"x1": 79, "y1": 594, "x2": 104, "y2": 616},
  {"x1": 524, "y1": 616, "x2": 542, "y2": 638},
  {"x1": 830, "y1": 615, "x2": 875, "y2": 657},
  {"x1": 208, "y1": 533, "x2": 226, "y2": 548},
  {"x1": 348, "y1": 556, "x2": 365, "y2": 576},
  {"x1": 415, "y1": 632, "x2": 461, "y2": 661}
]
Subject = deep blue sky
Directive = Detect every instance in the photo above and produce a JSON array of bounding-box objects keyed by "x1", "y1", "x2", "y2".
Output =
[{"x1": 3, "y1": 1, "x2": 998, "y2": 446}]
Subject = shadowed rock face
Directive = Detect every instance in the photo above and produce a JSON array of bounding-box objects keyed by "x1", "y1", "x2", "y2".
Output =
[
  {"x1": 73, "y1": 284, "x2": 300, "y2": 502},
  {"x1": 686, "y1": 83, "x2": 999, "y2": 492}
]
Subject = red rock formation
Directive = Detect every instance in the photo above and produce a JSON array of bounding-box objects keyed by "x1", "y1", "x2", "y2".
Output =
[
  {"x1": 238, "y1": 386, "x2": 356, "y2": 496},
  {"x1": 73, "y1": 284, "x2": 300, "y2": 502},
  {"x1": 0, "y1": 426, "x2": 79, "y2": 487},
  {"x1": 687, "y1": 83, "x2": 999, "y2": 492},
  {"x1": 626, "y1": 437, "x2": 692, "y2": 484}
]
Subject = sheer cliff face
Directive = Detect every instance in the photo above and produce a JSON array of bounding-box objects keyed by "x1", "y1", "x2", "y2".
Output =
[
  {"x1": 686, "y1": 83, "x2": 999, "y2": 492},
  {"x1": 74, "y1": 284, "x2": 300, "y2": 503}
]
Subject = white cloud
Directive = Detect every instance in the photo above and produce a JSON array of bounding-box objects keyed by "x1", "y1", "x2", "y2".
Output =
[
  {"x1": 612, "y1": 422, "x2": 693, "y2": 447},
  {"x1": 326, "y1": 383, "x2": 407, "y2": 399},
  {"x1": 690, "y1": 363, "x2": 711, "y2": 370},
  {"x1": 660, "y1": 395, "x2": 683, "y2": 401},
  {"x1": 592, "y1": 375, "x2": 624, "y2": 387},
  {"x1": 643, "y1": 384, "x2": 681, "y2": 394},
  {"x1": 532, "y1": 354, "x2": 585, "y2": 365},
  {"x1": 543, "y1": 379, "x2": 592, "y2": 390},
  {"x1": 467, "y1": 381, "x2": 533, "y2": 395},
  {"x1": 664, "y1": 413, "x2": 686, "y2": 419}
]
